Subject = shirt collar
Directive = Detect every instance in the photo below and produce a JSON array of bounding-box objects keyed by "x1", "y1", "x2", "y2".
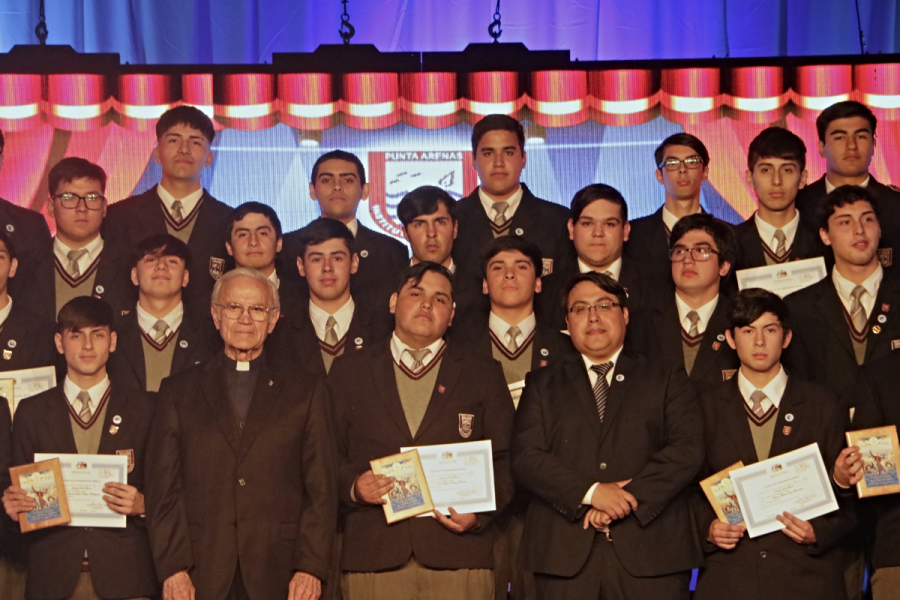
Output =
[
  {"x1": 832, "y1": 263, "x2": 883, "y2": 308},
  {"x1": 661, "y1": 204, "x2": 703, "y2": 232},
  {"x1": 675, "y1": 293, "x2": 719, "y2": 335},
  {"x1": 390, "y1": 332, "x2": 445, "y2": 369},
  {"x1": 0, "y1": 297, "x2": 13, "y2": 328},
  {"x1": 581, "y1": 346, "x2": 624, "y2": 386},
  {"x1": 63, "y1": 375, "x2": 110, "y2": 413},
  {"x1": 136, "y1": 301, "x2": 184, "y2": 336},
  {"x1": 479, "y1": 185, "x2": 524, "y2": 221},
  {"x1": 53, "y1": 234, "x2": 104, "y2": 267},
  {"x1": 578, "y1": 256, "x2": 622, "y2": 279},
  {"x1": 411, "y1": 257, "x2": 456, "y2": 274},
  {"x1": 489, "y1": 311, "x2": 536, "y2": 345},
  {"x1": 267, "y1": 269, "x2": 280, "y2": 290},
  {"x1": 343, "y1": 218, "x2": 359, "y2": 237},
  {"x1": 156, "y1": 183, "x2": 204, "y2": 217},
  {"x1": 308, "y1": 296, "x2": 355, "y2": 342},
  {"x1": 825, "y1": 174, "x2": 870, "y2": 194},
  {"x1": 753, "y1": 209, "x2": 800, "y2": 251},
  {"x1": 737, "y1": 365, "x2": 788, "y2": 409}
]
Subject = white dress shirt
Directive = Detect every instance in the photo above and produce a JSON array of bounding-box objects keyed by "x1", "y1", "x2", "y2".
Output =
[
  {"x1": 581, "y1": 346, "x2": 624, "y2": 505},
  {"x1": 479, "y1": 185, "x2": 524, "y2": 222},
  {"x1": 737, "y1": 365, "x2": 788, "y2": 414},
  {"x1": 54, "y1": 235, "x2": 104, "y2": 275},
  {"x1": 390, "y1": 333, "x2": 445, "y2": 370},
  {"x1": 675, "y1": 294, "x2": 719, "y2": 335},
  {"x1": 157, "y1": 183, "x2": 204, "y2": 217},
  {"x1": 63, "y1": 375, "x2": 111, "y2": 414},
  {"x1": 309, "y1": 297, "x2": 355, "y2": 343},
  {"x1": 136, "y1": 301, "x2": 184, "y2": 337},
  {"x1": 832, "y1": 264, "x2": 882, "y2": 318},
  {"x1": 489, "y1": 311, "x2": 536, "y2": 349},
  {"x1": 754, "y1": 210, "x2": 800, "y2": 254}
]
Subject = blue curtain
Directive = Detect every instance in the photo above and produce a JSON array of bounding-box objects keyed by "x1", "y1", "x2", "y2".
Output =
[{"x1": 0, "y1": 0, "x2": 897, "y2": 64}]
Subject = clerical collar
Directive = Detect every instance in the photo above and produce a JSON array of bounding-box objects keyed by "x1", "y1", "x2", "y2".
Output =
[{"x1": 223, "y1": 351, "x2": 265, "y2": 372}]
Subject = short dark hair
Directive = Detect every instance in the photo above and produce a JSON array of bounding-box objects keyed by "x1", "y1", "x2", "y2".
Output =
[
  {"x1": 395, "y1": 261, "x2": 454, "y2": 299},
  {"x1": 295, "y1": 218, "x2": 355, "y2": 259},
  {"x1": 747, "y1": 127, "x2": 807, "y2": 173},
  {"x1": 310, "y1": 150, "x2": 366, "y2": 185},
  {"x1": 654, "y1": 133, "x2": 710, "y2": 169},
  {"x1": 57, "y1": 296, "x2": 114, "y2": 333},
  {"x1": 48, "y1": 157, "x2": 107, "y2": 196},
  {"x1": 818, "y1": 185, "x2": 880, "y2": 232},
  {"x1": 471, "y1": 114, "x2": 525, "y2": 154},
  {"x1": 397, "y1": 186, "x2": 457, "y2": 227},
  {"x1": 561, "y1": 271, "x2": 628, "y2": 313},
  {"x1": 156, "y1": 105, "x2": 215, "y2": 144},
  {"x1": 570, "y1": 183, "x2": 628, "y2": 223},
  {"x1": 669, "y1": 213, "x2": 736, "y2": 267},
  {"x1": 132, "y1": 233, "x2": 191, "y2": 269},
  {"x1": 816, "y1": 100, "x2": 877, "y2": 142},
  {"x1": 727, "y1": 288, "x2": 790, "y2": 333},
  {"x1": 479, "y1": 235, "x2": 543, "y2": 279},
  {"x1": 0, "y1": 229, "x2": 16, "y2": 260},
  {"x1": 226, "y1": 202, "x2": 283, "y2": 242}
]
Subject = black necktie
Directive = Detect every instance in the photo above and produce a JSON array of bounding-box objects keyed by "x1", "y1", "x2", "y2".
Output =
[{"x1": 590, "y1": 362, "x2": 614, "y2": 422}]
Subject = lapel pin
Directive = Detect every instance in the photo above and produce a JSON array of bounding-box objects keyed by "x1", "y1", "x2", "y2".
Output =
[
  {"x1": 109, "y1": 425, "x2": 119, "y2": 435},
  {"x1": 785, "y1": 413, "x2": 794, "y2": 422},
  {"x1": 360, "y1": 250, "x2": 369, "y2": 258},
  {"x1": 2, "y1": 350, "x2": 11, "y2": 360},
  {"x1": 539, "y1": 360, "x2": 548, "y2": 367},
  {"x1": 438, "y1": 384, "x2": 446, "y2": 394},
  {"x1": 179, "y1": 340, "x2": 189, "y2": 348},
  {"x1": 355, "y1": 337, "x2": 363, "y2": 345},
  {"x1": 883, "y1": 303, "x2": 891, "y2": 313},
  {"x1": 95, "y1": 285, "x2": 104, "y2": 294},
  {"x1": 783, "y1": 426, "x2": 792, "y2": 435},
  {"x1": 712, "y1": 341, "x2": 721, "y2": 351},
  {"x1": 515, "y1": 228, "x2": 524, "y2": 236},
  {"x1": 5, "y1": 225, "x2": 12, "y2": 233},
  {"x1": 7, "y1": 340, "x2": 15, "y2": 349},
  {"x1": 616, "y1": 374, "x2": 625, "y2": 382},
  {"x1": 540, "y1": 348, "x2": 549, "y2": 357},
  {"x1": 112, "y1": 415, "x2": 122, "y2": 425},
  {"x1": 716, "y1": 334, "x2": 725, "y2": 342},
  {"x1": 892, "y1": 339, "x2": 900, "y2": 351},
  {"x1": 878, "y1": 315, "x2": 887, "y2": 324},
  {"x1": 873, "y1": 325, "x2": 883, "y2": 334},
  {"x1": 268, "y1": 380, "x2": 274, "y2": 386}
]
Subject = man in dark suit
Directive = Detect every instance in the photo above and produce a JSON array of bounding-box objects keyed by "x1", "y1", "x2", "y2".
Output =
[
  {"x1": 626, "y1": 132, "x2": 713, "y2": 286},
  {"x1": 20, "y1": 157, "x2": 134, "y2": 321},
  {"x1": 733, "y1": 127, "x2": 826, "y2": 272},
  {"x1": 267, "y1": 218, "x2": 386, "y2": 378},
  {"x1": 108, "y1": 234, "x2": 217, "y2": 393},
  {"x1": 0, "y1": 128, "x2": 53, "y2": 305},
  {"x1": 541, "y1": 183, "x2": 660, "y2": 329},
  {"x1": 629, "y1": 214, "x2": 740, "y2": 392},
  {"x1": 104, "y1": 106, "x2": 233, "y2": 314},
  {"x1": 796, "y1": 101, "x2": 900, "y2": 263},
  {"x1": 452, "y1": 114, "x2": 569, "y2": 304},
  {"x1": 837, "y1": 349, "x2": 900, "y2": 598},
  {"x1": 513, "y1": 271, "x2": 703, "y2": 598},
  {"x1": 2, "y1": 297, "x2": 157, "y2": 600},
  {"x1": 694, "y1": 289, "x2": 855, "y2": 600},
  {"x1": 282, "y1": 150, "x2": 409, "y2": 302},
  {"x1": 146, "y1": 268, "x2": 336, "y2": 600},
  {"x1": 329, "y1": 262, "x2": 514, "y2": 600}
]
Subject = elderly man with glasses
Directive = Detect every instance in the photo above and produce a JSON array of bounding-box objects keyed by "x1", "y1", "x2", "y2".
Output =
[{"x1": 145, "y1": 267, "x2": 337, "y2": 600}]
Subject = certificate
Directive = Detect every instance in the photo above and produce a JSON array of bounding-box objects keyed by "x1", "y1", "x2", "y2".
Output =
[
  {"x1": 8, "y1": 458, "x2": 71, "y2": 532},
  {"x1": 736, "y1": 257, "x2": 827, "y2": 298},
  {"x1": 35, "y1": 453, "x2": 128, "y2": 528},
  {"x1": 846, "y1": 426, "x2": 900, "y2": 498},
  {"x1": 3, "y1": 366, "x2": 57, "y2": 418},
  {"x1": 730, "y1": 443, "x2": 839, "y2": 538},
  {"x1": 401, "y1": 440, "x2": 495, "y2": 515},
  {"x1": 370, "y1": 449, "x2": 435, "y2": 523},
  {"x1": 700, "y1": 461, "x2": 745, "y2": 526}
]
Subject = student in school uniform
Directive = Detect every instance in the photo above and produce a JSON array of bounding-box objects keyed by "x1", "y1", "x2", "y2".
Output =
[
  {"x1": 629, "y1": 213, "x2": 740, "y2": 393},
  {"x1": 733, "y1": 127, "x2": 826, "y2": 272},
  {"x1": 103, "y1": 106, "x2": 233, "y2": 314},
  {"x1": 694, "y1": 288, "x2": 855, "y2": 600},
  {"x1": 2, "y1": 296, "x2": 157, "y2": 600}
]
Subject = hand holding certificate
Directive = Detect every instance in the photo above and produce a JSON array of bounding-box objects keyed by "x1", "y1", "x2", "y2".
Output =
[
  {"x1": 844, "y1": 426, "x2": 900, "y2": 498},
  {"x1": 35, "y1": 453, "x2": 129, "y2": 528},
  {"x1": 402, "y1": 440, "x2": 496, "y2": 517}
]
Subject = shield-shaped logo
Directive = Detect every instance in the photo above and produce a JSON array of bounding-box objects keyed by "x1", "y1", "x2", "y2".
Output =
[
  {"x1": 878, "y1": 248, "x2": 893, "y2": 267},
  {"x1": 116, "y1": 449, "x2": 135, "y2": 473},
  {"x1": 722, "y1": 369, "x2": 737, "y2": 381},
  {"x1": 458, "y1": 413, "x2": 474, "y2": 438},
  {"x1": 209, "y1": 257, "x2": 225, "y2": 280},
  {"x1": 542, "y1": 258, "x2": 553, "y2": 277},
  {"x1": 2, "y1": 350, "x2": 10, "y2": 360},
  {"x1": 783, "y1": 426, "x2": 792, "y2": 436}
]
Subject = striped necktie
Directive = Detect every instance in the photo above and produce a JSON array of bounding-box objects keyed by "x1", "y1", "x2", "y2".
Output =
[
  {"x1": 76, "y1": 390, "x2": 92, "y2": 422},
  {"x1": 590, "y1": 362, "x2": 614, "y2": 422}
]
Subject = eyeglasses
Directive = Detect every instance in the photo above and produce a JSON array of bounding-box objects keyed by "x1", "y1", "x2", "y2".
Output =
[
  {"x1": 214, "y1": 303, "x2": 273, "y2": 322},
  {"x1": 669, "y1": 247, "x2": 720, "y2": 262},
  {"x1": 567, "y1": 301, "x2": 621, "y2": 317},
  {"x1": 658, "y1": 156, "x2": 705, "y2": 171},
  {"x1": 52, "y1": 192, "x2": 107, "y2": 210}
]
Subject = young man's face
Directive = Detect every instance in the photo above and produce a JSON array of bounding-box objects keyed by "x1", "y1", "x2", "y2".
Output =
[
  {"x1": 309, "y1": 159, "x2": 369, "y2": 223},
  {"x1": 55, "y1": 325, "x2": 117, "y2": 380},
  {"x1": 474, "y1": 129, "x2": 527, "y2": 198},
  {"x1": 565, "y1": 280, "x2": 628, "y2": 363},
  {"x1": 131, "y1": 253, "x2": 189, "y2": 301},
  {"x1": 820, "y1": 200, "x2": 881, "y2": 268},
  {"x1": 0, "y1": 241, "x2": 18, "y2": 294},
  {"x1": 818, "y1": 116, "x2": 875, "y2": 180},
  {"x1": 671, "y1": 229, "x2": 730, "y2": 296},
  {"x1": 154, "y1": 123, "x2": 214, "y2": 184},
  {"x1": 48, "y1": 177, "x2": 106, "y2": 247},
  {"x1": 747, "y1": 157, "x2": 807, "y2": 213},
  {"x1": 568, "y1": 199, "x2": 630, "y2": 270},
  {"x1": 405, "y1": 202, "x2": 457, "y2": 266},
  {"x1": 726, "y1": 311, "x2": 791, "y2": 376},
  {"x1": 389, "y1": 270, "x2": 455, "y2": 348},
  {"x1": 227, "y1": 212, "x2": 282, "y2": 274},
  {"x1": 297, "y1": 238, "x2": 358, "y2": 304},
  {"x1": 482, "y1": 249, "x2": 541, "y2": 312},
  {"x1": 654, "y1": 144, "x2": 708, "y2": 202}
]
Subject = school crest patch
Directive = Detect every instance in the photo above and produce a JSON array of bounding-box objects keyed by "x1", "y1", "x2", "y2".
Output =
[
  {"x1": 542, "y1": 258, "x2": 553, "y2": 277},
  {"x1": 209, "y1": 257, "x2": 225, "y2": 280},
  {"x1": 878, "y1": 248, "x2": 892, "y2": 267},
  {"x1": 458, "y1": 413, "x2": 474, "y2": 438},
  {"x1": 116, "y1": 449, "x2": 135, "y2": 473}
]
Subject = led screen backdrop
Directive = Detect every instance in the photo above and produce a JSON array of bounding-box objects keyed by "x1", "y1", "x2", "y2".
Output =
[{"x1": 1, "y1": 59, "x2": 900, "y2": 241}]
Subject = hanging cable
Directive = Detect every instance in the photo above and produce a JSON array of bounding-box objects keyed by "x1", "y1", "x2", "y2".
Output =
[
  {"x1": 339, "y1": 0, "x2": 355, "y2": 45},
  {"x1": 854, "y1": 0, "x2": 867, "y2": 54},
  {"x1": 35, "y1": 0, "x2": 49, "y2": 45},
  {"x1": 488, "y1": 0, "x2": 502, "y2": 43}
]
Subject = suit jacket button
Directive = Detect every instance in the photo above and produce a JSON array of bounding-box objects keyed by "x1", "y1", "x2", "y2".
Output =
[
  {"x1": 599, "y1": 462, "x2": 607, "y2": 470},
  {"x1": 759, "y1": 551, "x2": 767, "y2": 559},
  {"x1": 238, "y1": 478, "x2": 246, "y2": 486}
]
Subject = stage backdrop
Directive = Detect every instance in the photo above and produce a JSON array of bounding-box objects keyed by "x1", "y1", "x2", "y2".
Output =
[{"x1": 1, "y1": 57, "x2": 900, "y2": 243}]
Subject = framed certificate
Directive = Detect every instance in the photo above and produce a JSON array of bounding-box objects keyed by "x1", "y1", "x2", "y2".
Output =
[
  {"x1": 402, "y1": 440, "x2": 496, "y2": 516},
  {"x1": 700, "y1": 461, "x2": 745, "y2": 525},
  {"x1": 846, "y1": 426, "x2": 900, "y2": 498},
  {"x1": 370, "y1": 449, "x2": 434, "y2": 524},
  {"x1": 9, "y1": 458, "x2": 71, "y2": 533},
  {"x1": 730, "y1": 443, "x2": 839, "y2": 538},
  {"x1": 736, "y1": 257, "x2": 827, "y2": 298},
  {"x1": 35, "y1": 453, "x2": 128, "y2": 528}
]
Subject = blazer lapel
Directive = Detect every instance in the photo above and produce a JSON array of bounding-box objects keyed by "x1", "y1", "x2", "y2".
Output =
[
  {"x1": 119, "y1": 315, "x2": 148, "y2": 389},
  {"x1": 508, "y1": 186, "x2": 542, "y2": 240},
  {"x1": 96, "y1": 390, "x2": 128, "y2": 455},
  {"x1": 201, "y1": 359, "x2": 241, "y2": 456},
  {"x1": 414, "y1": 347, "x2": 463, "y2": 440},
  {"x1": 185, "y1": 192, "x2": 219, "y2": 254},
  {"x1": 135, "y1": 189, "x2": 167, "y2": 235},
  {"x1": 597, "y1": 354, "x2": 633, "y2": 446},
  {"x1": 791, "y1": 223, "x2": 818, "y2": 260},
  {"x1": 738, "y1": 219, "x2": 767, "y2": 268},
  {"x1": 690, "y1": 300, "x2": 731, "y2": 383},
  {"x1": 171, "y1": 312, "x2": 202, "y2": 374},
  {"x1": 767, "y1": 378, "x2": 806, "y2": 458},
  {"x1": 813, "y1": 281, "x2": 856, "y2": 359},
  {"x1": 41, "y1": 389, "x2": 79, "y2": 455},
  {"x1": 459, "y1": 191, "x2": 494, "y2": 245},
  {"x1": 656, "y1": 302, "x2": 686, "y2": 366},
  {"x1": 370, "y1": 344, "x2": 416, "y2": 441},
  {"x1": 236, "y1": 366, "x2": 281, "y2": 462},
  {"x1": 720, "y1": 378, "x2": 761, "y2": 467},
  {"x1": 563, "y1": 355, "x2": 602, "y2": 439}
]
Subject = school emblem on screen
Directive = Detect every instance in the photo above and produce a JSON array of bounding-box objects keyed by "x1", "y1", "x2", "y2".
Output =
[{"x1": 366, "y1": 151, "x2": 475, "y2": 241}]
